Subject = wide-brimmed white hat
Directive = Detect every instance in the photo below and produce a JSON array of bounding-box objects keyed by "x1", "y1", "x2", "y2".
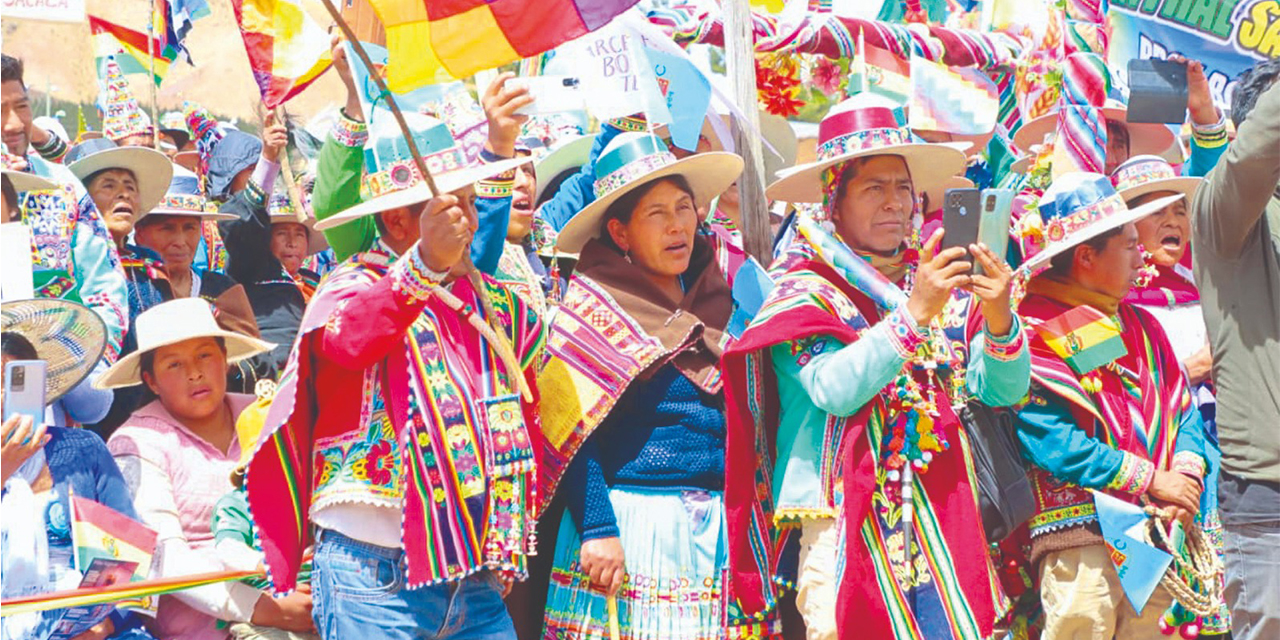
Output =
[
  {"x1": 765, "y1": 94, "x2": 968, "y2": 204},
  {"x1": 534, "y1": 135, "x2": 593, "y2": 205},
  {"x1": 1020, "y1": 172, "x2": 1181, "y2": 272},
  {"x1": 315, "y1": 113, "x2": 529, "y2": 231},
  {"x1": 1109, "y1": 155, "x2": 1202, "y2": 204},
  {"x1": 267, "y1": 189, "x2": 328, "y2": 255},
  {"x1": 1, "y1": 298, "x2": 106, "y2": 403},
  {"x1": 66, "y1": 138, "x2": 174, "y2": 214},
  {"x1": 555, "y1": 132, "x2": 743, "y2": 254},
  {"x1": 95, "y1": 298, "x2": 274, "y2": 390},
  {"x1": 1013, "y1": 100, "x2": 1176, "y2": 157}
]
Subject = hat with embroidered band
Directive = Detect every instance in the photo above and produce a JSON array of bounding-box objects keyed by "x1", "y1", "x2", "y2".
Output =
[
  {"x1": 267, "y1": 188, "x2": 328, "y2": 255},
  {"x1": 1110, "y1": 155, "x2": 1202, "y2": 204},
  {"x1": 765, "y1": 94, "x2": 968, "y2": 204},
  {"x1": 314, "y1": 112, "x2": 530, "y2": 231},
  {"x1": 66, "y1": 138, "x2": 174, "y2": 214},
  {"x1": 2, "y1": 150, "x2": 56, "y2": 193},
  {"x1": 554, "y1": 132, "x2": 744, "y2": 255},
  {"x1": 95, "y1": 297, "x2": 275, "y2": 390},
  {"x1": 1019, "y1": 172, "x2": 1181, "y2": 272},
  {"x1": 1013, "y1": 99, "x2": 1177, "y2": 157},
  {"x1": 142, "y1": 166, "x2": 236, "y2": 222},
  {"x1": 1, "y1": 298, "x2": 106, "y2": 403}
]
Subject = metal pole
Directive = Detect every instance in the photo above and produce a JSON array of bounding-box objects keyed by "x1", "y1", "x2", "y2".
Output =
[{"x1": 721, "y1": 0, "x2": 770, "y2": 261}]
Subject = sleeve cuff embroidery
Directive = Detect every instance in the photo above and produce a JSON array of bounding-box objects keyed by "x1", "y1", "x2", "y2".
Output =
[
  {"x1": 607, "y1": 115, "x2": 648, "y2": 133},
  {"x1": 885, "y1": 306, "x2": 928, "y2": 360},
  {"x1": 389, "y1": 245, "x2": 444, "y2": 305},
  {"x1": 475, "y1": 177, "x2": 515, "y2": 199},
  {"x1": 331, "y1": 112, "x2": 369, "y2": 148},
  {"x1": 1107, "y1": 453, "x2": 1155, "y2": 496},
  {"x1": 1171, "y1": 450, "x2": 1207, "y2": 481},
  {"x1": 1190, "y1": 112, "x2": 1228, "y2": 149},
  {"x1": 984, "y1": 316, "x2": 1026, "y2": 362}
]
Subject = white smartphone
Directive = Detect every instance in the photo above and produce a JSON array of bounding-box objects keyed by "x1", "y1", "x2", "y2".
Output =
[
  {"x1": 3, "y1": 360, "x2": 46, "y2": 434},
  {"x1": 509, "y1": 76, "x2": 585, "y2": 116}
]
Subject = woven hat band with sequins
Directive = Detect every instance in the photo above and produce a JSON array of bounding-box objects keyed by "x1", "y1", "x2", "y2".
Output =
[
  {"x1": 1020, "y1": 172, "x2": 1182, "y2": 271},
  {"x1": 1110, "y1": 155, "x2": 1202, "y2": 205},
  {"x1": 554, "y1": 132, "x2": 743, "y2": 254}
]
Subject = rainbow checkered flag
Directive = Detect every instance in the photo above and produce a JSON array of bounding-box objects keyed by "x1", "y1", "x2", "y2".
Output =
[
  {"x1": 231, "y1": 0, "x2": 332, "y2": 108},
  {"x1": 908, "y1": 56, "x2": 999, "y2": 136},
  {"x1": 1033, "y1": 305, "x2": 1128, "y2": 374},
  {"x1": 367, "y1": 0, "x2": 641, "y2": 92}
]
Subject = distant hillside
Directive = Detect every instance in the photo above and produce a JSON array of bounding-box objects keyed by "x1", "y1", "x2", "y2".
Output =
[{"x1": 2, "y1": 0, "x2": 346, "y2": 127}]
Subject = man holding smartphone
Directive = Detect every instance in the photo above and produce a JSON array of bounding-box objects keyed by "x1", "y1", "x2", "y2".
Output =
[
  {"x1": 721, "y1": 94, "x2": 1030, "y2": 640},
  {"x1": 1190, "y1": 59, "x2": 1280, "y2": 640}
]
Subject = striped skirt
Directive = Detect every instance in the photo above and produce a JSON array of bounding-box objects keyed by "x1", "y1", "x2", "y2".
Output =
[{"x1": 542, "y1": 486, "x2": 727, "y2": 640}]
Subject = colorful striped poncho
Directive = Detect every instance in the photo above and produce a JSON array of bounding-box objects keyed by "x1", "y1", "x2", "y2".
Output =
[
  {"x1": 722, "y1": 230, "x2": 1002, "y2": 640},
  {"x1": 245, "y1": 247, "x2": 544, "y2": 592}
]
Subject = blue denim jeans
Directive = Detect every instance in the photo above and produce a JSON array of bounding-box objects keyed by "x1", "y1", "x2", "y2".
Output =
[{"x1": 311, "y1": 529, "x2": 516, "y2": 640}]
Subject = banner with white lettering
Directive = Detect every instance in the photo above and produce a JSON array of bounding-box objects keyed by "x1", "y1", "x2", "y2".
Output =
[
  {"x1": 2, "y1": 0, "x2": 86, "y2": 23},
  {"x1": 1108, "y1": 0, "x2": 1278, "y2": 109}
]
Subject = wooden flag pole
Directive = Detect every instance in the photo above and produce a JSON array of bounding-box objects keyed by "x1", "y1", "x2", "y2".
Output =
[
  {"x1": 314, "y1": 0, "x2": 530, "y2": 401},
  {"x1": 147, "y1": 0, "x2": 162, "y2": 150},
  {"x1": 316, "y1": 0, "x2": 440, "y2": 197},
  {"x1": 722, "y1": 0, "x2": 770, "y2": 261}
]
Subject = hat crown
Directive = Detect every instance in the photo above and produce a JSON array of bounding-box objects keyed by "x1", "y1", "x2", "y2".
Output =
[
  {"x1": 813, "y1": 95, "x2": 912, "y2": 164},
  {"x1": 66, "y1": 138, "x2": 120, "y2": 164},
  {"x1": 1110, "y1": 154, "x2": 1178, "y2": 191},
  {"x1": 133, "y1": 298, "x2": 223, "y2": 355},
  {"x1": 1038, "y1": 173, "x2": 1121, "y2": 223},
  {"x1": 591, "y1": 133, "x2": 678, "y2": 200},
  {"x1": 364, "y1": 112, "x2": 457, "y2": 175}
]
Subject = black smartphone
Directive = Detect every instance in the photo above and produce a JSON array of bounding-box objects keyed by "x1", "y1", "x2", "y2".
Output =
[
  {"x1": 941, "y1": 188, "x2": 982, "y2": 263},
  {"x1": 1126, "y1": 58, "x2": 1189, "y2": 124}
]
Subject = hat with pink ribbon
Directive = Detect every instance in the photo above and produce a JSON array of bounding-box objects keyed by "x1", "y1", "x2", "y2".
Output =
[
  {"x1": 1018, "y1": 172, "x2": 1181, "y2": 271},
  {"x1": 555, "y1": 132, "x2": 743, "y2": 254},
  {"x1": 1109, "y1": 155, "x2": 1201, "y2": 205},
  {"x1": 765, "y1": 94, "x2": 968, "y2": 204}
]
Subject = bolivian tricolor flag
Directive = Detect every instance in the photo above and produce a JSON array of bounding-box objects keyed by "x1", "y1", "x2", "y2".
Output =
[
  {"x1": 1034, "y1": 305, "x2": 1128, "y2": 375},
  {"x1": 367, "y1": 0, "x2": 641, "y2": 93},
  {"x1": 70, "y1": 495, "x2": 157, "y2": 583},
  {"x1": 89, "y1": 16, "x2": 177, "y2": 86},
  {"x1": 231, "y1": 0, "x2": 332, "y2": 108}
]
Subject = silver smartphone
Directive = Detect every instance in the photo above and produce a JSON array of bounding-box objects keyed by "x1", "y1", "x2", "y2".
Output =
[{"x1": 3, "y1": 360, "x2": 46, "y2": 437}]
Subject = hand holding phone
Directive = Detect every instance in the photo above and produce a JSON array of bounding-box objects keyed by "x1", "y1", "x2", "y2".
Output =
[
  {"x1": 1, "y1": 413, "x2": 46, "y2": 484},
  {"x1": 941, "y1": 188, "x2": 982, "y2": 258},
  {"x1": 1126, "y1": 58, "x2": 1189, "y2": 124},
  {"x1": 3, "y1": 360, "x2": 45, "y2": 431},
  {"x1": 976, "y1": 189, "x2": 1014, "y2": 276},
  {"x1": 508, "y1": 76, "x2": 585, "y2": 116}
]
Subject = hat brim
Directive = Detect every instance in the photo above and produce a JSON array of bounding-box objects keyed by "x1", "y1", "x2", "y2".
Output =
[
  {"x1": 1010, "y1": 155, "x2": 1034, "y2": 174},
  {"x1": 1116, "y1": 177, "x2": 1201, "y2": 206},
  {"x1": 1013, "y1": 107, "x2": 1176, "y2": 157},
  {"x1": 555, "y1": 151, "x2": 745, "y2": 254},
  {"x1": 534, "y1": 136, "x2": 594, "y2": 203},
  {"x1": 68, "y1": 147, "x2": 174, "y2": 213},
  {"x1": 2, "y1": 169, "x2": 57, "y2": 193},
  {"x1": 314, "y1": 157, "x2": 531, "y2": 232},
  {"x1": 0, "y1": 298, "x2": 106, "y2": 403},
  {"x1": 173, "y1": 150, "x2": 199, "y2": 172},
  {"x1": 765, "y1": 142, "x2": 969, "y2": 204},
  {"x1": 95, "y1": 328, "x2": 275, "y2": 390},
  {"x1": 1024, "y1": 192, "x2": 1183, "y2": 272}
]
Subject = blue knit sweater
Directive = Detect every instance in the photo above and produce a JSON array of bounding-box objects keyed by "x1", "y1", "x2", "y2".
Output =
[{"x1": 562, "y1": 365, "x2": 726, "y2": 541}]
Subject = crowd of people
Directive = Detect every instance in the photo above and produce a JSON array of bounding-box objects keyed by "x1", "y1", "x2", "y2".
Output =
[{"x1": 1, "y1": 31, "x2": 1277, "y2": 640}]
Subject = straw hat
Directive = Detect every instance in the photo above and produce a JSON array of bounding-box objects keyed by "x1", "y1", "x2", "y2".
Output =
[
  {"x1": 66, "y1": 138, "x2": 174, "y2": 213},
  {"x1": 315, "y1": 112, "x2": 530, "y2": 231},
  {"x1": 144, "y1": 167, "x2": 235, "y2": 222},
  {"x1": 765, "y1": 94, "x2": 968, "y2": 204},
  {"x1": 267, "y1": 189, "x2": 328, "y2": 255},
  {"x1": 555, "y1": 132, "x2": 743, "y2": 254},
  {"x1": 1020, "y1": 172, "x2": 1181, "y2": 271},
  {"x1": 1109, "y1": 155, "x2": 1201, "y2": 204},
  {"x1": 1, "y1": 299, "x2": 106, "y2": 403},
  {"x1": 1012, "y1": 99, "x2": 1176, "y2": 157},
  {"x1": 95, "y1": 298, "x2": 274, "y2": 390}
]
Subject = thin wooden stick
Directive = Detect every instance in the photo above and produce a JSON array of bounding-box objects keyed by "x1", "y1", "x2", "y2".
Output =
[{"x1": 147, "y1": 0, "x2": 162, "y2": 150}]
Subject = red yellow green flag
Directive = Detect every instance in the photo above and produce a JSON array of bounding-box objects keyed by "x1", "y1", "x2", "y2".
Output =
[
  {"x1": 70, "y1": 495, "x2": 157, "y2": 583},
  {"x1": 89, "y1": 16, "x2": 176, "y2": 86},
  {"x1": 1034, "y1": 305, "x2": 1128, "y2": 375}
]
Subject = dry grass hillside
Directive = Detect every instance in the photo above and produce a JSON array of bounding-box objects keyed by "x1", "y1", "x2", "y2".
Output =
[{"x1": 2, "y1": 0, "x2": 346, "y2": 125}]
